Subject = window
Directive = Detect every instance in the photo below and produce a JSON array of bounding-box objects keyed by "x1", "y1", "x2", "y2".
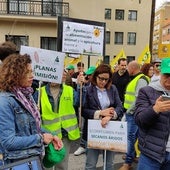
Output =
[
  {"x1": 127, "y1": 56, "x2": 135, "y2": 63},
  {"x1": 8, "y1": 0, "x2": 29, "y2": 15},
  {"x1": 127, "y1": 32, "x2": 136, "y2": 45},
  {"x1": 168, "y1": 28, "x2": 170, "y2": 34},
  {"x1": 115, "y1": 9, "x2": 124, "y2": 20},
  {"x1": 105, "y1": 9, "x2": 111, "y2": 19},
  {"x1": 104, "y1": 55, "x2": 110, "y2": 64},
  {"x1": 41, "y1": 37, "x2": 57, "y2": 51},
  {"x1": 42, "y1": 0, "x2": 63, "y2": 16},
  {"x1": 106, "y1": 31, "x2": 111, "y2": 44},
  {"x1": 5, "y1": 35, "x2": 29, "y2": 51},
  {"x1": 114, "y1": 32, "x2": 123, "y2": 44},
  {"x1": 128, "y1": 10, "x2": 137, "y2": 21}
]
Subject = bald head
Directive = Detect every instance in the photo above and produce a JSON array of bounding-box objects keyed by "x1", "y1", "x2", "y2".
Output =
[{"x1": 127, "y1": 60, "x2": 141, "y2": 76}]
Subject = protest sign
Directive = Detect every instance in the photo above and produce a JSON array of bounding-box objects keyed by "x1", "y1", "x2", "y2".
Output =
[
  {"x1": 88, "y1": 120, "x2": 127, "y2": 153},
  {"x1": 20, "y1": 46, "x2": 65, "y2": 84},
  {"x1": 57, "y1": 17, "x2": 105, "y2": 56}
]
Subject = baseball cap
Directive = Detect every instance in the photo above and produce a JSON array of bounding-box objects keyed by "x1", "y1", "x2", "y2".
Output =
[
  {"x1": 153, "y1": 58, "x2": 161, "y2": 63},
  {"x1": 66, "y1": 65, "x2": 75, "y2": 70},
  {"x1": 85, "y1": 66, "x2": 96, "y2": 75},
  {"x1": 160, "y1": 58, "x2": 170, "y2": 74},
  {"x1": 43, "y1": 143, "x2": 66, "y2": 168}
]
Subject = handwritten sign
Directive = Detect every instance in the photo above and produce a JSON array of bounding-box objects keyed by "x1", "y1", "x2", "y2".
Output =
[
  {"x1": 20, "y1": 46, "x2": 65, "y2": 84},
  {"x1": 88, "y1": 120, "x2": 127, "y2": 152}
]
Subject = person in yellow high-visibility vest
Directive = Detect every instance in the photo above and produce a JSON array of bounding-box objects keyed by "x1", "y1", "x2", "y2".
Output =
[
  {"x1": 134, "y1": 63, "x2": 153, "y2": 158},
  {"x1": 119, "y1": 61, "x2": 149, "y2": 170},
  {"x1": 34, "y1": 70, "x2": 84, "y2": 170}
]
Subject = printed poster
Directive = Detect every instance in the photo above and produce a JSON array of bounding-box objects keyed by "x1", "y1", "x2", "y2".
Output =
[{"x1": 62, "y1": 21, "x2": 104, "y2": 56}]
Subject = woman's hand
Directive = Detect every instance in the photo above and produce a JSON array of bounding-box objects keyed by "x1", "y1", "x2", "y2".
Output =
[
  {"x1": 41, "y1": 134, "x2": 63, "y2": 150},
  {"x1": 42, "y1": 133, "x2": 53, "y2": 145},
  {"x1": 101, "y1": 116, "x2": 112, "y2": 128},
  {"x1": 100, "y1": 107, "x2": 114, "y2": 117},
  {"x1": 52, "y1": 136, "x2": 63, "y2": 150}
]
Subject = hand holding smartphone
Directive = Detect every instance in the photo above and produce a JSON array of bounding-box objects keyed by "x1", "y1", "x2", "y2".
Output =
[{"x1": 162, "y1": 95, "x2": 170, "y2": 101}]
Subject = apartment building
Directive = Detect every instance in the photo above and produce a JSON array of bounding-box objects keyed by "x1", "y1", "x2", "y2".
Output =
[
  {"x1": 162, "y1": 18, "x2": 170, "y2": 44},
  {"x1": 0, "y1": 0, "x2": 153, "y2": 68},
  {"x1": 153, "y1": 1, "x2": 170, "y2": 59}
]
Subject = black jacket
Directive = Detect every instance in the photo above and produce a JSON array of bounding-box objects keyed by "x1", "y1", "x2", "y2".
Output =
[
  {"x1": 135, "y1": 86, "x2": 170, "y2": 163},
  {"x1": 82, "y1": 84, "x2": 123, "y2": 141}
]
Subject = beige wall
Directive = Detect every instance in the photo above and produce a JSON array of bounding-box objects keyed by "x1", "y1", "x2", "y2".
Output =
[
  {"x1": 3, "y1": 24, "x2": 55, "y2": 47},
  {"x1": 64, "y1": 0, "x2": 152, "y2": 59},
  {"x1": 0, "y1": 18, "x2": 57, "y2": 48},
  {"x1": 0, "y1": 0, "x2": 152, "y2": 69}
]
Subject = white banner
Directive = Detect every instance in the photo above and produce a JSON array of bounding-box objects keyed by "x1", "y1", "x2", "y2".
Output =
[
  {"x1": 88, "y1": 120, "x2": 127, "y2": 153},
  {"x1": 62, "y1": 21, "x2": 104, "y2": 56},
  {"x1": 20, "y1": 46, "x2": 65, "y2": 84}
]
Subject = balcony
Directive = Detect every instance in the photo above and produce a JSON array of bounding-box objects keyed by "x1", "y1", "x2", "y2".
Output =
[{"x1": 0, "y1": 0, "x2": 69, "y2": 17}]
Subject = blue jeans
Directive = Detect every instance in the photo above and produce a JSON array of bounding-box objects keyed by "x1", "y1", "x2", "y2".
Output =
[
  {"x1": 85, "y1": 148, "x2": 114, "y2": 170},
  {"x1": 137, "y1": 153, "x2": 170, "y2": 170},
  {"x1": 80, "y1": 138, "x2": 87, "y2": 148},
  {"x1": 125, "y1": 113, "x2": 138, "y2": 164}
]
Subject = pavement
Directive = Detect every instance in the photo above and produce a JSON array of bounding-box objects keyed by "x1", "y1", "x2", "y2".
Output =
[{"x1": 68, "y1": 139, "x2": 138, "y2": 170}]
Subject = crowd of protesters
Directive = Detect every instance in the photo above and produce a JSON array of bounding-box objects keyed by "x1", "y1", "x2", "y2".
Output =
[{"x1": 0, "y1": 41, "x2": 170, "y2": 170}]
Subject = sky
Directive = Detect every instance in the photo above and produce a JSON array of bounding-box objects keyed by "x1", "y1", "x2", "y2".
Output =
[{"x1": 156, "y1": 0, "x2": 170, "y2": 9}]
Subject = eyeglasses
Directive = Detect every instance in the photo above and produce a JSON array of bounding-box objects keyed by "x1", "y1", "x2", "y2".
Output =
[
  {"x1": 97, "y1": 76, "x2": 109, "y2": 82},
  {"x1": 155, "y1": 64, "x2": 160, "y2": 67},
  {"x1": 163, "y1": 73, "x2": 170, "y2": 77}
]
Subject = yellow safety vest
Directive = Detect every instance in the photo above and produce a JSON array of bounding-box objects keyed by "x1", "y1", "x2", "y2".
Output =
[
  {"x1": 40, "y1": 84, "x2": 80, "y2": 140},
  {"x1": 124, "y1": 74, "x2": 146, "y2": 109},
  {"x1": 145, "y1": 75, "x2": 151, "y2": 83}
]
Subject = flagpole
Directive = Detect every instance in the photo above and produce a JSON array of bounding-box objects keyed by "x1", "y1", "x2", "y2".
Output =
[
  {"x1": 88, "y1": 55, "x2": 90, "y2": 68},
  {"x1": 79, "y1": 55, "x2": 83, "y2": 129},
  {"x1": 37, "y1": 81, "x2": 42, "y2": 109}
]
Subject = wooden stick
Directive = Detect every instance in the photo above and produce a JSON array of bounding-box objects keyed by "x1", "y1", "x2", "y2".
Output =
[{"x1": 37, "y1": 81, "x2": 42, "y2": 109}]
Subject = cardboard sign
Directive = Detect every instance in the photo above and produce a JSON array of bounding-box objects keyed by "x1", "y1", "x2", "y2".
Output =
[{"x1": 88, "y1": 120, "x2": 127, "y2": 152}]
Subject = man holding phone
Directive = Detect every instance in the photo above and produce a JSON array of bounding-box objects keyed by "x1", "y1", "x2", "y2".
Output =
[
  {"x1": 162, "y1": 94, "x2": 170, "y2": 101},
  {"x1": 134, "y1": 58, "x2": 170, "y2": 170}
]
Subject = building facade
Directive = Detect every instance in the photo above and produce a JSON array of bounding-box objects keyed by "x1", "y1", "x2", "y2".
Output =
[
  {"x1": 162, "y1": 18, "x2": 170, "y2": 44},
  {"x1": 0, "y1": 0, "x2": 153, "y2": 68},
  {"x1": 152, "y1": 1, "x2": 170, "y2": 59}
]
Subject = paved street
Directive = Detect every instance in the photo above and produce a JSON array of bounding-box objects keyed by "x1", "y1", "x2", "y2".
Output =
[{"x1": 68, "y1": 140, "x2": 138, "y2": 170}]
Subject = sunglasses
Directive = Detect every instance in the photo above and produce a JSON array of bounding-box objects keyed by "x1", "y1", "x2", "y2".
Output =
[{"x1": 97, "y1": 76, "x2": 109, "y2": 82}]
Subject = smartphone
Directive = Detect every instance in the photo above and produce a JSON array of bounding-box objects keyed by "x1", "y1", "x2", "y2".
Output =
[{"x1": 162, "y1": 95, "x2": 170, "y2": 101}]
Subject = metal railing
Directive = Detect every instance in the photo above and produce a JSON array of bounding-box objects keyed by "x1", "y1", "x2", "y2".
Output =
[{"x1": 0, "y1": 0, "x2": 69, "y2": 17}]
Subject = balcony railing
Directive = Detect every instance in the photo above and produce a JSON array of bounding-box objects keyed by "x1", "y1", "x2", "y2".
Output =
[{"x1": 0, "y1": 0, "x2": 69, "y2": 17}]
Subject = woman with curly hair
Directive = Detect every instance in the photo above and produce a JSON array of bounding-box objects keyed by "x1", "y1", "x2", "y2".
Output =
[{"x1": 0, "y1": 53, "x2": 63, "y2": 166}]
